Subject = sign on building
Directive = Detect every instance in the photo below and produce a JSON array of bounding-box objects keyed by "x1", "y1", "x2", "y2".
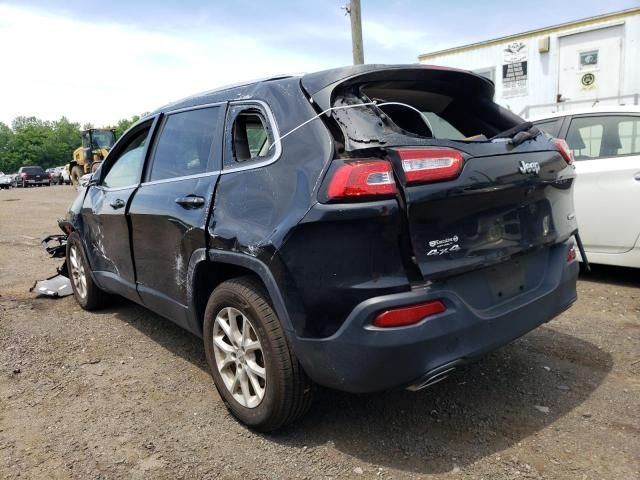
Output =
[{"x1": 502, "y1": 41, "x2": 528, "y2": 98}]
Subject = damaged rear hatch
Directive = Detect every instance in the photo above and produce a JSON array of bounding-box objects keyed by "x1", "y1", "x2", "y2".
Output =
[{"x1": 302, "y1": 65, "x2": 578, "y2": 279}]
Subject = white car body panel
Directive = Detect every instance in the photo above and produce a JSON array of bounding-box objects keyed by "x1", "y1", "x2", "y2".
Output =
[{"x1": 534, "y1": 106, "x2": 640, "y2": 268}]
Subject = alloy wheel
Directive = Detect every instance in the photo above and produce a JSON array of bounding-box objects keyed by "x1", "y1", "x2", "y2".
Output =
[
  {"x1": 69, "y1": 245, "x2": 87, "y2": 299},
  {"x1": 212, "y1": 307, "x2": 266, "y2": 408}
]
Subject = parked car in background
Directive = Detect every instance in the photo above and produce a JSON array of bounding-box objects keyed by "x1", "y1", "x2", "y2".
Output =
[
  {"x1": 17, "y1": 166, "x2": 50, "y2": 187},
  {"x1": 60, "y1": 166, "x2": 71, "y2": 185},
  {"x1": 533, "y1": 106, "x2": 640, "y2": 268},
  {"x1": 59, "y1": 65, "x2": 579, "y2": 431},
  {"x1": 49, "y1": 166, "x2": 71, "y2": 185},
  {"x1": 0, "y1": 172, "x2": 12, "y2": 189},
  {"x1": 46, "y1": 167, "x2": 57, "y2": 183}
]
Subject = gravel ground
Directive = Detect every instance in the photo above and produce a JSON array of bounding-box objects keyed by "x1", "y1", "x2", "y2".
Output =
[{"x1": 1, "y1": 185, "x2": 639, "y2": 479}]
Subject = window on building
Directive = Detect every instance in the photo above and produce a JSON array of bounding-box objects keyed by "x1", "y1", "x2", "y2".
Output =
[
  {"x1": 579, "y1": 50, "x2": 598, "y2": 69},
  {"x1": 473, "y1": 67, "x2": 495, "y2": 83}
]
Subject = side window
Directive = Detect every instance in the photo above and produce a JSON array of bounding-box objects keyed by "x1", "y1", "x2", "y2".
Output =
[
  {"x1": 566, "y1": 115, "x2": 640, "y2": 160},
  {"x1": 533, "y1": 119, "x2": 561, "y2": 137},
  {"x1": 422, "y1": 112, "x2": 465, "y2": 139},
  {"x1": 617, "y1": 118, "x2": 640, "y2": 156},
  {"x1": 102, "y1": 127, "x2": 149, "y2": 189},
  {"x1": 228, "y1": 106, "x2": 274, "y2": 164},
  {"x1": 148, "y1": 107, "x2": 220, "y2": 182}
]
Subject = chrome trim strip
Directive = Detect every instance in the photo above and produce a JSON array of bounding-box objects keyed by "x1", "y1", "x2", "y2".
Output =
[
  {"x1": 221, "y1": 99, "x2": 282, "y2": 174},
  {"x1": 140, "y1": 170, "x2": 221, "y2": 186},
  {"x1": 165, "y1": 101, "x2": 227, "y2": 116},
  {"x1": 96, "y1": 184, "x2": 139, "y2": 192}
]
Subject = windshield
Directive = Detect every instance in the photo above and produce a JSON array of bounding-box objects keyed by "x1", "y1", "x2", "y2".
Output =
[
  {"x1": 91, "y1": 130, "x2": 116, "y2": 149},
  {"x1": 22, "y1": 167, "x2": 44, "y2": 174}
]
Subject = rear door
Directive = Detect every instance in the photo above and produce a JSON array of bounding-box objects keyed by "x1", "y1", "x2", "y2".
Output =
[
  {"x1": 128, "y1": 104, "x2": 224, "y2": 324},
  {"x1": 81, "y1": 120, "x2": 155, "y2": 300},
  {"x1": 565, "y1": 113, "x2": 640, "y2": 253}
]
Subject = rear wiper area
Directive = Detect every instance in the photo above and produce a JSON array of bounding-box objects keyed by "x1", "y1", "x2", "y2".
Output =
[{"x1": 491, "y1": 121, "x2": 541, "y2": 147}]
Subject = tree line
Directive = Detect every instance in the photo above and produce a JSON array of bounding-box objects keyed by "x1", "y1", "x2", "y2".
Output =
[{"x1": 0, "y1": 115, "x2": 142, "y2": 173}]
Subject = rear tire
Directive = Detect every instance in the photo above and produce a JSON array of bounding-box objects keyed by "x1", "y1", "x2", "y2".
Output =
[
  {"x1": 66, "y1": 232, "x2": 109, "y2": 310},
  {"x1": 203, "y1": 277, "x2": 313, "y2": 431}
]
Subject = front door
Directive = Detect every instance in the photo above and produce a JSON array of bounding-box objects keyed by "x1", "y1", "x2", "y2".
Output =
[
  {"x1": 566, "y1": 113, "x2": 640, "y2": 254},
  {"x1": 81, "y1": 123, "x2": 153, "y2": 299},
  {"x1": 128, "y1": 105, "x2": 224, "y2": 326}
]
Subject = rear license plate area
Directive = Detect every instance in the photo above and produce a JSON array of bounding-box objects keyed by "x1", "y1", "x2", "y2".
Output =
[{"x1": 485, "y1": 257, "x2": 527, "y2": 302}]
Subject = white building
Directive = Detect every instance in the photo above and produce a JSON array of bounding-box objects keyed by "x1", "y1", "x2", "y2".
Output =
[{"x1": 418, "y1": 8, "x2": 640, "y2": 119}]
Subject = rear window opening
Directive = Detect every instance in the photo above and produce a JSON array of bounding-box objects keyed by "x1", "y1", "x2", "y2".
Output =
[
  {"x1": 327, "y1": 78, "x2": 524, "y2": 151},
  {"x1": 364, "y1": 87, "x2": 466, "y2": 140}
]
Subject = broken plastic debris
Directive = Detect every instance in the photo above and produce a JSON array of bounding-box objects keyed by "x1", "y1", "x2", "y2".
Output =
[{"x1": 30, "y1": 274, "x2": 73, "y2": 298}]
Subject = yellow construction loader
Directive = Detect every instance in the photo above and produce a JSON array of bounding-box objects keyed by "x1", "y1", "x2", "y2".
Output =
[{"x1": 68, "y1": 128, "x2": 116, "y2": 185}]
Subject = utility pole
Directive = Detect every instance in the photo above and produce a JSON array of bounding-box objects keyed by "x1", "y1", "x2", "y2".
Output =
[{"x1": 347, "y1": 0, "x2": 364, "y2": 65}]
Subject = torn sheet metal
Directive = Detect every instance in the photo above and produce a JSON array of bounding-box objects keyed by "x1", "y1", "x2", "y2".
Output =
[{"x1": 41, "y1": 234, "x2": 68, "y2": 258}]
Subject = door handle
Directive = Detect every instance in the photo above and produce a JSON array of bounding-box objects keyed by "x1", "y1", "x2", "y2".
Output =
[
  {"x1": 634, "y1": 173, "x2": 640, "y2": 182},
  {"x1": 109, "y1": 198, "x2": 126, "y2": 209},
  {"x1": 175, "y1": 195, "x2": 205, "y2": 209}
]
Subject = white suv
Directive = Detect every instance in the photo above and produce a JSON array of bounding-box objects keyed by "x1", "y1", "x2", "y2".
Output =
[{"x1": 533, "y1": 106, "x2": 640, "y2": 268}]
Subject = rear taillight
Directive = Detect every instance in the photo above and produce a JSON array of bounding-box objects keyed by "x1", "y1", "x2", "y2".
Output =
[
  {"x1": 326, "y1": 160, "x2": 396, "y2": 201},
  {"x1": 373, "y1": 300, "x2": 446, "y2": 328},
  {"x1": 567, "y1": 246, "x2": 577, "y2": 262},
  {"x1": 552, "y1": 138, "x2": 574, "y2": 165},
  {"x1": 397, "y1": 148, "x2": 464, "y2": 184}
]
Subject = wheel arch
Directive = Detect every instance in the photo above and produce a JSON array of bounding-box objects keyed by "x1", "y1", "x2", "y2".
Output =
[{"x1": 187, "y1": 249, "x2": 294, "y2": 338}]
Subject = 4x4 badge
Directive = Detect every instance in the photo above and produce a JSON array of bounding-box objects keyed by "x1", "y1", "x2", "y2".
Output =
[{"x1": 519, "y1": 160, "x2": 540, "y2": 175}]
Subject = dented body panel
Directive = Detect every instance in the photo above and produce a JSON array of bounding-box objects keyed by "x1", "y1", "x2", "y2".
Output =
[{"x1": 60, "y1": 65, "x2": 579, "y2": 393}]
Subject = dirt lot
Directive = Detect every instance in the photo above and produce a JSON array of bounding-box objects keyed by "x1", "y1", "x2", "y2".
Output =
[{"x1": 0, "y1": 185, "x2": 639, "y2": 479}]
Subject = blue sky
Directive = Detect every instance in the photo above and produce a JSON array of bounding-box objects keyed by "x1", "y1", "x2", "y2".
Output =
[{"x1": 1, "y1": 0, "x2": 638, "y2": 125}]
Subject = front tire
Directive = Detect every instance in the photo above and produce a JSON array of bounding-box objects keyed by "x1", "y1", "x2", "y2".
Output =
[
  {"x1": 66, "y1": 232, "x2": 109, "y2": 310},
  {"x1": 203, "y1": 277, "x2": 313, "y2": 431}
]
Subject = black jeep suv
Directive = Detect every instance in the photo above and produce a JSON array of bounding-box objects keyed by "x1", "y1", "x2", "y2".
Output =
[{"x1": 61, "y1": 65, "x2": 579, "y2": 431}]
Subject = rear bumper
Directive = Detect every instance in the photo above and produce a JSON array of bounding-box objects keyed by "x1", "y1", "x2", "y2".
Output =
[
  {"x1": 23, "y1": 179, "x2": 49, "y2": 184},
  {"x1": 291, "y1": 241, "x2": 578, "y2": 393}
]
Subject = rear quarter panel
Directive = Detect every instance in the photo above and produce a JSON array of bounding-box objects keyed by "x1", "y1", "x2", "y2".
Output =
[{"x1": 208, "y1": 79, "x2": 337, "y2": 333}]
